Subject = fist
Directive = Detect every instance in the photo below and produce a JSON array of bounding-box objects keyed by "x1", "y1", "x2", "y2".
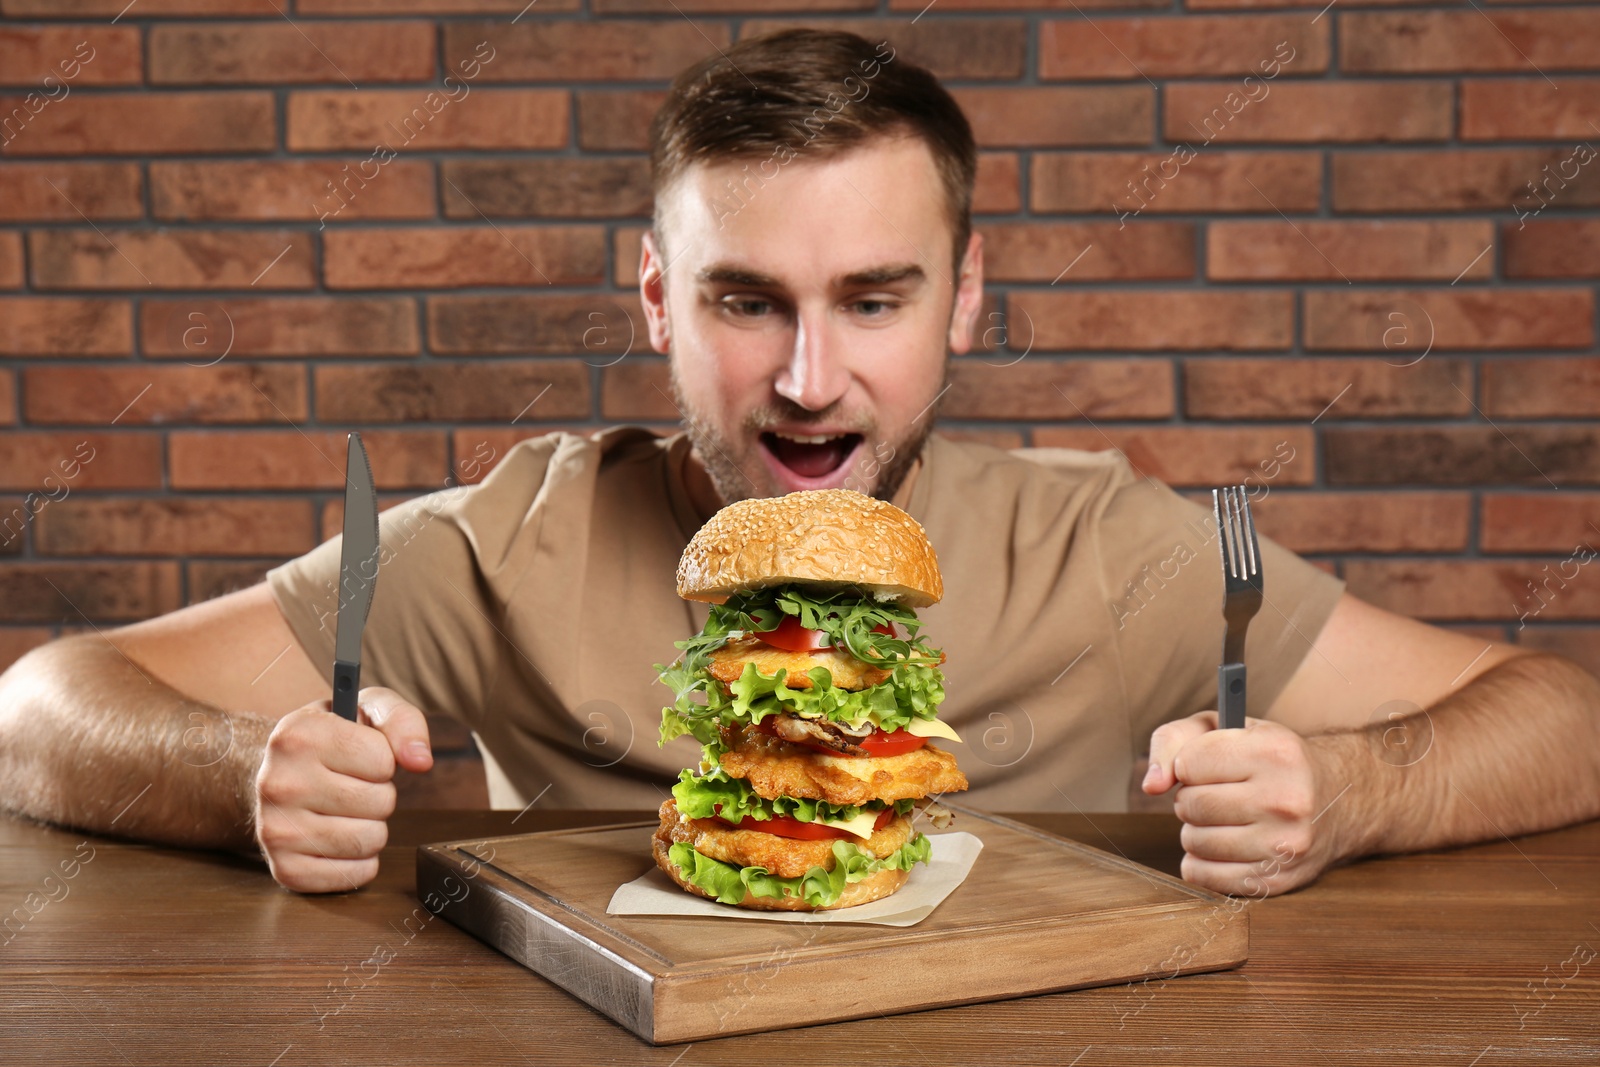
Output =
[
  {"x1": 254, "y1": 686, "x2": 433, "y2": 893},
  {"x1": 1143, "y1": 711, "x2": 1342, "y2": 897}
]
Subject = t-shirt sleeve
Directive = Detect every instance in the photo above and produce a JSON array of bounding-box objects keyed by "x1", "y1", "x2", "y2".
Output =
[
  {"x1": 265, "y1": 488, "x2": 505, "y2": 734},
  {"x1": 1088, "y1": 469, "x2": 1347, "y2": 748}
]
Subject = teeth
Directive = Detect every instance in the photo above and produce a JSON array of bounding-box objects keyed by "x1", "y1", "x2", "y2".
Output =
[{"x1": 773, "y1": 432, "x2": 843, "y2": 445}]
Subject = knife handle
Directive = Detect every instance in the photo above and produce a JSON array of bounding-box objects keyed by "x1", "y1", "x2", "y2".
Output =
[
  {"x1": 331, "y1": 659, "x2": 361, "y2": 722},
  {"x1": 1217, "y1": 662, "x2": 1247, "y2": 730}
]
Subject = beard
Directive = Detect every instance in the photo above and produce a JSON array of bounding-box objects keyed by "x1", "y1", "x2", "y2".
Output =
[{"x1": 666, "y1": 357, "x2": 944, "y2": 507}]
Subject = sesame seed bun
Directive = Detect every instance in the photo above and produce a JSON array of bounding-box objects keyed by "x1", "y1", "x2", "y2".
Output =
[{"x1": 675, "y1": 489, "x2": 943, "y2": 608}]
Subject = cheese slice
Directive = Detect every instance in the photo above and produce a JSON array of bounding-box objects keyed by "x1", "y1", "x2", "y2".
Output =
[
  {"x1": 905, "y1": 717, "x2": 962, "y2": 743},
  {"x1": 813, "y1": 808, "x2": 882, "y2": 840}
]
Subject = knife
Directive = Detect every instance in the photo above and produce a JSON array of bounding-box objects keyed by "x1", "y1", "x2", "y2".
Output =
[{"x1": 332, "y1": 431, "x2": 380, "y2": 722}]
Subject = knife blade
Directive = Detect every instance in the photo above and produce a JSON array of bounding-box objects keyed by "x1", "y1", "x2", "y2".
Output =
[{"x1": 332, "y1": 431, "x2": 379, "y2": 722}]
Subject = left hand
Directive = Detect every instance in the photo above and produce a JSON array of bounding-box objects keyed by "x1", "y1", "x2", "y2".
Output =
[{"x1": 1142, "y1": 710, "x2": 1348, "y2": 897}]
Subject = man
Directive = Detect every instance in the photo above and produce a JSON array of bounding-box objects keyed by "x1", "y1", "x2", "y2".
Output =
[{"x1": 1, "y1": 30, "x2": 1596, "y2": 897}]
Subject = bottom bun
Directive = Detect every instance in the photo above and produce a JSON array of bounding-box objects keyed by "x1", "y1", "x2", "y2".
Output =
[{"x1": 651, "y1": 815, "x2": 911, "y2": 912}]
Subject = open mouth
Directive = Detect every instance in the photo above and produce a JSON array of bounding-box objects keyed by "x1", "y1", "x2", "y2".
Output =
[{"x1": 758, "y1": 431, "x2": 864, "y2": 482}]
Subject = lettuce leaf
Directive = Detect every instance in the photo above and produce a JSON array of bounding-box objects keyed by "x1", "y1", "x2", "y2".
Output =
[
  {"x1": 666, "y1": 832, "x2": 934, "y2": 907},
  {"x1": 672, "y1": 767, "x2": 914, "y2": 827}
]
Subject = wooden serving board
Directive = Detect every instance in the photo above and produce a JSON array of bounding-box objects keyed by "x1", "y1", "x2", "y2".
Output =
[{"x1": 415, "y1": 807, "x2": 1247, "y2": 1045}]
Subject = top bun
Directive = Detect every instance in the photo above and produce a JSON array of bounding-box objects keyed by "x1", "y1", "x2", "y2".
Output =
[{"x1": 676, "y1": 489, "x2": 943, "y2": 608}]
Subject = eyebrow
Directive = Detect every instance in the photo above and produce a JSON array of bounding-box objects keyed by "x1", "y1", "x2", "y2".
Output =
[{"x1": 694, "y1": 262, "x2": 927, "y2": 290}]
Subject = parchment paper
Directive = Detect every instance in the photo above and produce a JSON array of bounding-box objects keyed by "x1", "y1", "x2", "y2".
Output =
[{"x1": 605, "y1": 830, "x2": 982, "y2": 927}]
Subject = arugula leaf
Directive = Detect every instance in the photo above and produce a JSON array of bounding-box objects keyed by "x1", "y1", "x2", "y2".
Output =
[{"x1": 666, "y1": 833, "x2": 933, "y2": 907}]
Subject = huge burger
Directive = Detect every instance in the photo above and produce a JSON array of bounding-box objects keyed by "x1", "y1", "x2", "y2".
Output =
[{"x1": 652, "y1": 488, "x2": 968, "y2": 911}]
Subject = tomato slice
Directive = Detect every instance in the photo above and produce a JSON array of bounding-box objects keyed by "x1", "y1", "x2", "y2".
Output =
[
  {"x1": 713, "y1": 805, "x2": 896, "y2": 840},
  {"x1": 754, "y1": 616, "x2": 896, "y2": 653},
  {"x1": 752, "y1": 716, "x2": 927, "y2": 757}
]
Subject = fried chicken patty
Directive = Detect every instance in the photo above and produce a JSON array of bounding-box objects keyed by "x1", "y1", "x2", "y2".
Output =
[
  {"x1": 656, "y1": 797, "x2": 913, "y2": 879},
  {"x1": 705, "y1": 635, "x2": 893, "y2": 690},
  {"x1": 716, "y1": 725, "x2": 969, "y2": 808}
]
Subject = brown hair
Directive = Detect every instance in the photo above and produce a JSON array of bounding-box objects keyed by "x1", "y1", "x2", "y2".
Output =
[{"x1": 648, "y1": 29, "x2": 977, "y2": 276}]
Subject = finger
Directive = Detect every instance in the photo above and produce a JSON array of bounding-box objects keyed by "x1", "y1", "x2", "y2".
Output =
[
  {"x1": 1143, "y1": 711, "x2": 1217, "y2": 794},
  {"x1": 357, "y1": 687, "x2": 433, "y2": 774},
  {"x1": 258, "y1": 800, "x2": 389, "y2": 860},
  {"x1": 303, "y1": 772, "x2": 397, "y2": 822},
  {"x1": 316, "y1": 713, "x2": 398, "y2": 784},
  {"x1": 1169, "y1": 725, "x2": 1269, "y2": 787},
  {"x1": 1180, "y1": 853, "x2": 1309, "y2": 898},
  {"x1": 1172, "y1": 782, "x2": 1257, "y2": 827},
  {"x1": 270, "y1": 854, "x2": 380, "y2": 895},
  {"x1": 1179, "y1": 822, "x2": 1272, "y2": 864}
]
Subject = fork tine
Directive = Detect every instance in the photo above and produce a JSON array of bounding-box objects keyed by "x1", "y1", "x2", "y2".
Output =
[
  {"x1": 1239, "y1": 484, "x2": 1260, "y2": 579},
  {"x1": 1212, "y1": 488, "x2": 1233, "y2": 578},
  {"x1": 1228, "y1": 486, "x2": 1247, "y2": 580},
  {"x1": 1222, "y1": 486, "x2": 1242, "y2": 580}
]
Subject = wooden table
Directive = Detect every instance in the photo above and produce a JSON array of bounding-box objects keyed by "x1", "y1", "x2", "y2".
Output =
[{"x1": 3, "y1": 809, "x2": 1597, "y2": 1065}]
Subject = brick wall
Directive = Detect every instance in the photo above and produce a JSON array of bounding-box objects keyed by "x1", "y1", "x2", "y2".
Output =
[{"x1": 2, "y1": 2, "x2": 1597, "y2": 805}]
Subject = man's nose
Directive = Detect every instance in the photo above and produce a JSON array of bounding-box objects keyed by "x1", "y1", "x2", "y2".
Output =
[{"x1": 774, "y1": 309, "x2": 850, "y2": 411}]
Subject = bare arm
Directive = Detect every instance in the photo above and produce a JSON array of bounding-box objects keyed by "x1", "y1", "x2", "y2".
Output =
[
  {"x1": 0, "y1": 581, "x2": 328, "y2": 849},
  {"x1": 1145, "y1": 592, "x2": 1600, "y2": 893}
]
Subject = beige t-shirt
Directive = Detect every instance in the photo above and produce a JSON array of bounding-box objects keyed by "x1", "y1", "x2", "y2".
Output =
[{"x1": 266, "y1": 425, "x2": 1344, "y2": 813}]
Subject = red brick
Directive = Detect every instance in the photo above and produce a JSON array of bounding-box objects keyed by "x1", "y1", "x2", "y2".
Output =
[
  {"x1": 1033, "y1": 150, "x2": 1320, "y2": 214},
  {"x1": 1324, "y1": 426, "x2": 1600, "y2": 485},
  {"x1": 185, "y1": 561, "x2": 277, "y2": 604},
  {"x1": 981, "y1": 221, "x2": 1195, "y2": 282},
  {"x1": 36, "y1": 499, "x2": 316, "y2": 557},
  {"x1": 0, "y1": 27, "x2": 141, "y2": 86},
  {"x1": 0, "y1": 433, "x2": 162, "y2": 490},
  {"x1": 1031, "y1": 426, "x2": 1314, "y2": 487},
  {"x1": 1008, "y1": 291, "x2": 1292, "y2": 351},
  {"x1": 1345, "y1": 560, "x2": 1600, "y2": 623},
  {"x1": 1514, "y1": 627, "x2": 1600, "y2": 677},
  {"x1": 892, "y1": 0, "x2": 1167, "y2": 8},
  {"x1": 1183, "y1": 0, "x2": 1434, "y2": 10},
  {"x1": 29, "y1": 229, "x2": 314, "y2": 291},
  {"x1": 1483, "y1": 357, "x2": 1600, "y2": 417},
  {"x1": 1332, "y1": 148, "x2": 1600, "y2": 212},
  {"x1": 428, "y1": 294, "x2": 645, "y2": 358},
  {"x1": 1461, "y1": 78, "x2": 1600, "y2": 140},
  {"x1": 1342, "y1": 11, "x2": 1600, "y2": 73},
  {"x1": 974, "y1": 152, "x2": 1021, "y2": 214},
  {"x1": 23, "y1": 365, "x2": 307, "y2": 425},
  {"x1": 299, "y1": 0, "x2": 576, "y2": 10},
  {"x1": 2, "y1": 0, "x2": 285, "y2": 11},
  {"x1": 602, "y1": 0, "x2": 869, "y2": 9},
  {"x1": 169, "y1": 430, "x2": 447, "y2": 490},
  {"x1": 0, "y1": 563, "x2": 182, "y2": 623},
  {"x1": 1207, "y1": 220, "x2": 1494, "y2": 282},
  {"x1": 441, "y1": 159, "x2": 652, "y2": 219},
  {"x1": 141, "y1": 297, "x2": 418, "y2": 358},
  {"x1": 1040, "y1": 16, "x2": 1323, "y2": 79},
  {"x1": 1504, "y1": 219, "x2": 1600, "y2": 279},
  {"x1": 324, "y1": 227, "x2": 607, "y2": 289},
  {"x1": 0, "y1": 298, "x2": 130, "y2": 356},
  {"x1": 612, "y1": 226, "x2": 648, "y2": 289},
  {"x1": 576, "y1": 90, "x2": 666, "y2": 152},
  {"x1": 0, "y1": 628, "x2": 54, "y2": 672},
  {"x1": 1482, "y1": 494, "x2": 1600, "y2": 553},
  {"x1": 0, "y1": 162, "x2": 143, "y2": 221},
  {"x1": 150, "y1": 22, "x2": 435, "y2": 84},
  {"x1": 953, "y1": 87, "x2": 1153, "y2": 147},
  {"x1": 0, "y1": 92, "x2": 274, "y2": 156},
  {"x1": 314, "y1": 362, "x2": 591, "y2": 423},
  {"x1": 443, "y1": 20, "x2": 730, "y2": 82},
  {"x1": 0, "y1": 372, "x2": 13, "y2": 425},
  {"x1": 740, "y1": 19, "x2": 1027, "y2": 80},
  {"x1": 0, "y1": 231, "x2": 19, "y2": 289},
  {"x1": 1185, "y1": 357, "x2": 1473, "y2": 419},
  {"x1": 1164, "y1": 81, "x2": 1450, "y2": 143},
  {"x1": 945, "y1": 359, "x2": 1174, "y2": 420},
  {"x1": 1304, "y1": 289, "x2": 1593, "y2": 351},
  {"x1": 287, "y1": 89, "x2": 567, "y2": 152},
  {"x1": 599, "y1": 361, "x2": 677, "y2": 421},
  {"x1": 151, "y1": 160, "x2": 435, "y2": 222},
  {"x1": 1239, "y1": 491, "x2": 1471, "y2": 553}
]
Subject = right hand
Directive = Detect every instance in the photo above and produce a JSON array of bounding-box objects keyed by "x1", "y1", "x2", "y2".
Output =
[{"x1": 253, "y1": 686, "x2": 433, "y2": 893}]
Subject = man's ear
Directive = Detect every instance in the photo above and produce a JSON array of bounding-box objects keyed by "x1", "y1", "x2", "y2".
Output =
[
  {"x1": 946, "y1": 230, "x2": 986, "y2": 356},
  {"x1": 640, "y1": 229, "x2": 672, "y2": 355}
]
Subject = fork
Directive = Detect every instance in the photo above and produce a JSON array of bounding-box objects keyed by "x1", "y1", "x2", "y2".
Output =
[{"x1": 1213, "y1": 485, "x2": 1264, "y2": 730}]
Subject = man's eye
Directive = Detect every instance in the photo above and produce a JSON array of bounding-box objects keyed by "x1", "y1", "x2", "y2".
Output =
[
  {"x1": 853, "y1": 299, "x2": 898, "y2": 317},
  {"x1": 722, "y1": 297, "x2": 772, "y2": 317}
]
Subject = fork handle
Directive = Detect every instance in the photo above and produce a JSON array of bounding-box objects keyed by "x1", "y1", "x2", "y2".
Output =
[{"x1": 1217, "y1": 662, "x2": 1247, "y2": 730}]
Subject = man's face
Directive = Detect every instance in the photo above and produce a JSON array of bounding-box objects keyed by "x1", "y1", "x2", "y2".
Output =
[{"x1": 639, "y1": 134, "x2": 984, "y2": 505}]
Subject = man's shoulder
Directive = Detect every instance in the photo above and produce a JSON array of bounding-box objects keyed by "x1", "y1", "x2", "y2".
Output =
[{"x1": 927, "y1": 431, "x2": 1135, "y2": 492}]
